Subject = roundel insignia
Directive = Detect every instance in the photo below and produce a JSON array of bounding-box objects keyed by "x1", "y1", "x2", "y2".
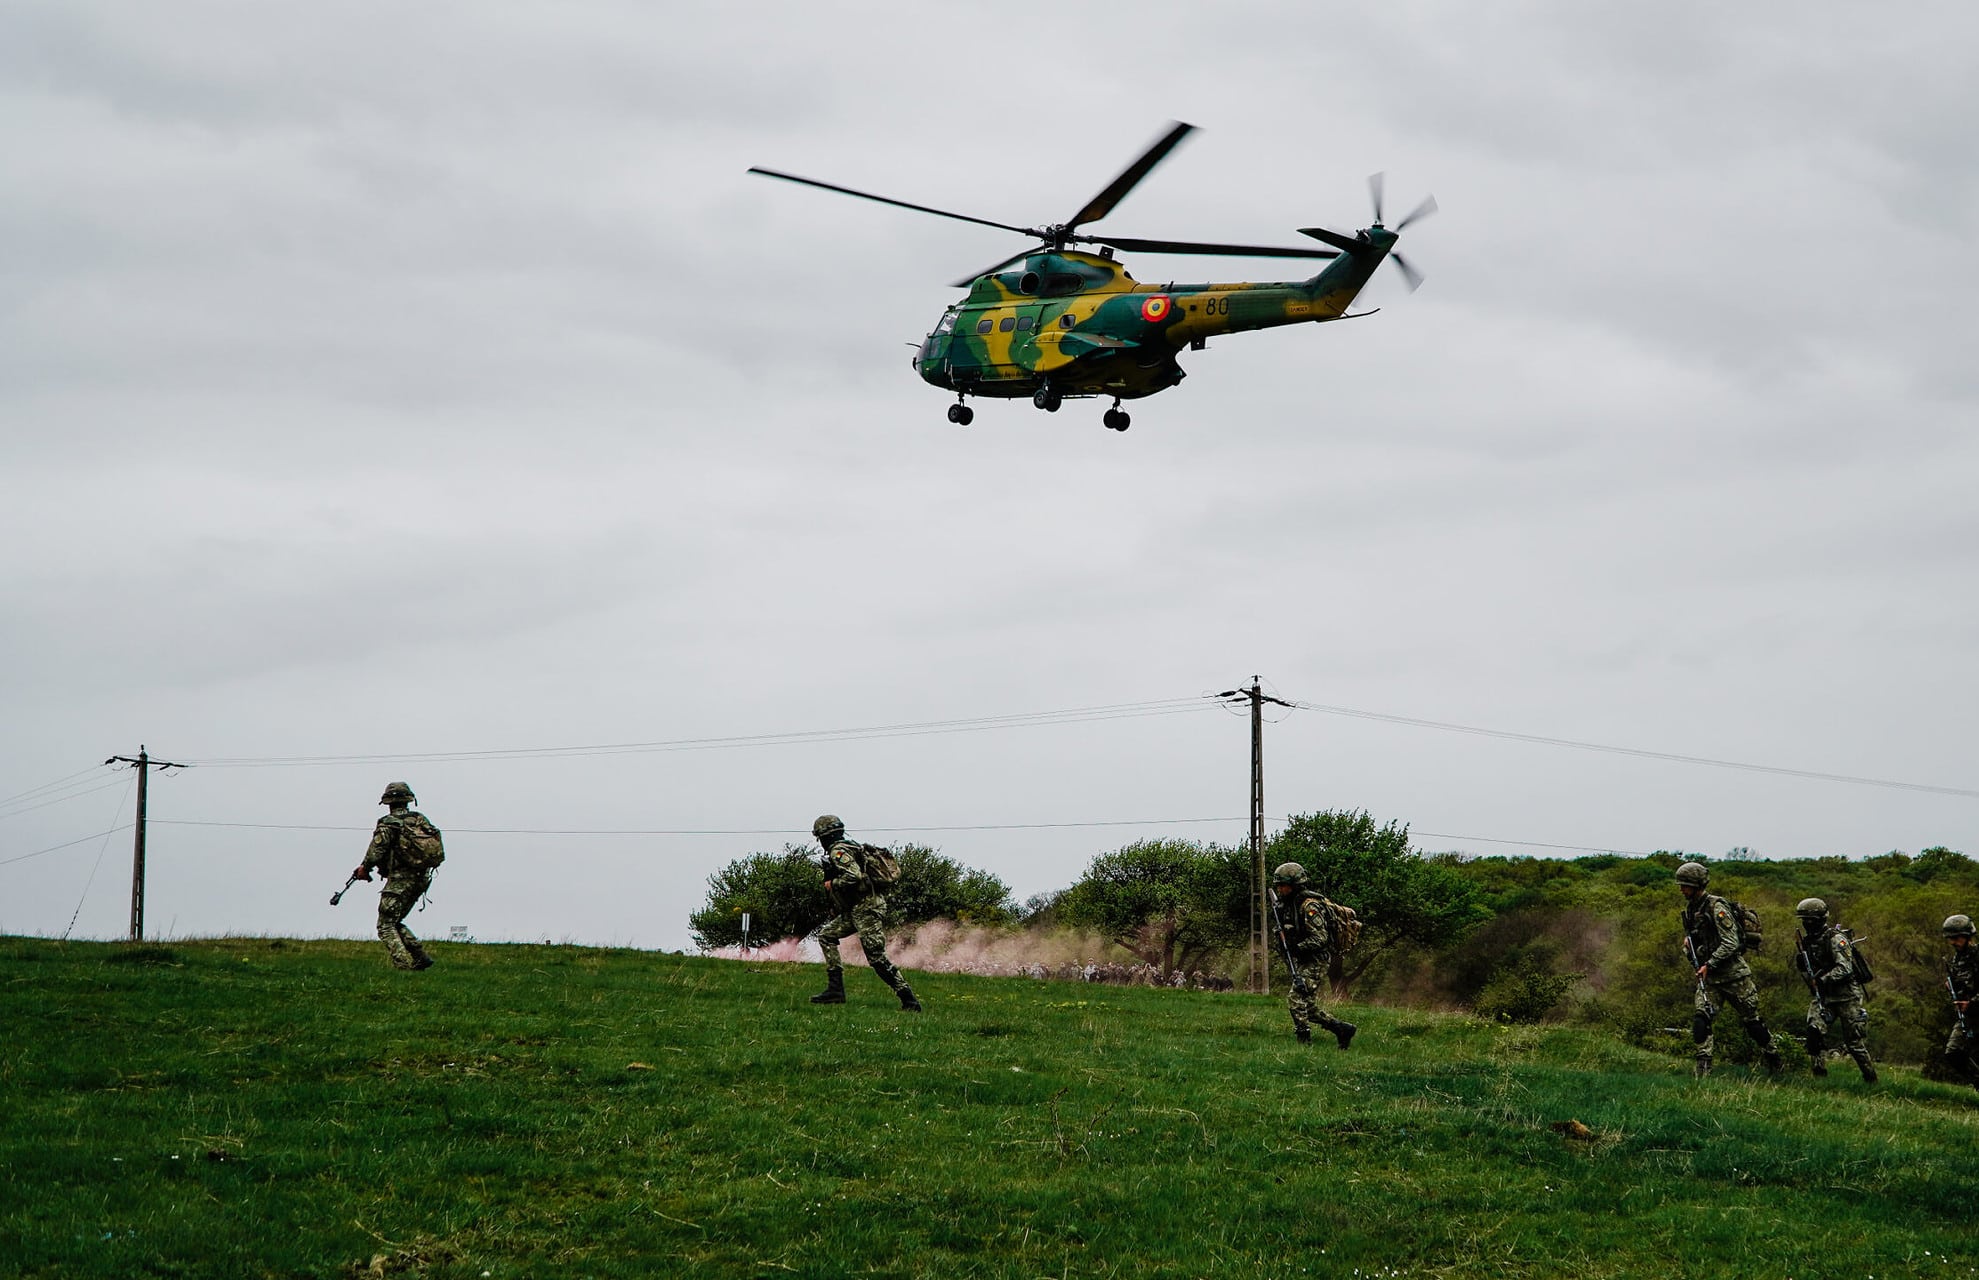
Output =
[{"x1": 1141, "y1": 295, "x2": 1171, "y2": 322}]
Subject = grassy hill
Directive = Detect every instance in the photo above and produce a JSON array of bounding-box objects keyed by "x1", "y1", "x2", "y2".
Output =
[{"x1": 4, "y1": 937, "x2": 1976, "y2": 1279}]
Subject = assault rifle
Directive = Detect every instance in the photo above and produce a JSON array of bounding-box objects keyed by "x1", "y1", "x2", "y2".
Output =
[
  {"x1": 1267, "y1": 892, "x2": 1313, "y2": 1002},
  {"x1": 1683, "y1": 936, "x2": 1714, "y2": 1018},
  {"x1": 1793, "y1": 935, "x2": 1821, "y2": 998},
  {"x1": 329, "y1": 870, "x2": 364, "y2": 906},
  {"x1": 1950, "y1": 976, "x2": 1975, "y2": 1042}
]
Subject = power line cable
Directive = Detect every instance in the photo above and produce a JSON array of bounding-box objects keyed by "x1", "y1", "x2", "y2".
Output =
[
  {"x1": 153, "y1": 814, "x2": 1260, "y2": 837},
  {"x1": 154, "y1": 814, "x2": 1661, "y2": 858},
  {"x1": 0, "y1": 765, "x2": 104, "y2": 809},
  {"x1": 1412, "y1": 830, "x2": 1659, "y2": 857},
  {"x1": 170, "y1": 698, "x2": 1214, "y2": 768},
  {"x1": 1, "y1": 825, "x2": 135, "y2": 867},
  {"x1": 0, "y1": 776, "x2": 137, "y2": 824},
  {"x1": 62, "y1": 776, "x2": 135, "y2": 939},
  {"x1": 1291, "y1": 700, "x2": 1979, "y2": 800}
]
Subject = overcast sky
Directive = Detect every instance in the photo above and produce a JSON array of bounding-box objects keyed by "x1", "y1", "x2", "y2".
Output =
[{"x1": 4, "y1": 1, "x2": 1975, "y2": 951}]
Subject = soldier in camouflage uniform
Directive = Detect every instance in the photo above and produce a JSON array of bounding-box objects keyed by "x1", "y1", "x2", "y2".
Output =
[
  {"x1": 1271, "y1": 863, "x2": 1357, "y2": 1049},
  {"x1": 808, "y1": 815, "x2": 921, "y2": 1012},
  {"x1": 1794, "y1": 897, "x2": 1875, "y2": 1082},
  {"x1": 350, "y1": 782, "x2": 443, "y2": 971},
  {"x1": 1942, "y1": 914, "x2": 1979, "y2": 1090},
  {"x1": 1675, "y1": 862, "x2": 1784, "y2": 1078}
]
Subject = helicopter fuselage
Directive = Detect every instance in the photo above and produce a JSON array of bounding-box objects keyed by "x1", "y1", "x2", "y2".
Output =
[{"x1": 914, "y1": 235, "x2": 1393, "y2": 402}]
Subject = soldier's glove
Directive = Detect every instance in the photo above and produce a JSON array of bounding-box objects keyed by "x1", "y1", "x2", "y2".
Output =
[
  {"x1": 1292, "y1": 976, "x2": 1314, "y2": 996},
  {"x1": 353, "y1": 865, "x2": 373, "y2": 881}
]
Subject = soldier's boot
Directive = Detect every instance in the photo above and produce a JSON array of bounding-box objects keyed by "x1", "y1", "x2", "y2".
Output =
[
  {"x1": 1951, "y1": 1051, "x2": 1979, "y2": 1090},
  {"x1": 1850, "y1": 1049, "x2": 1877, "y2": 1084},
  {"x1": 1693, "y1": 1055, "x2": 1712, "y2": 1079},
  {"x1": 382, "y1": 931, "x2": 420, "y2": 970},
  {"x1": 1743, "y1": 1021, "x2": 1780, "y2": 1076},
  {"x1": 407, "y1": 939, "x2": 435, "y2": 971},
  {"x1": 1805, "y1": 1030, "x2": 1828, "y2": 1076},
  {"x1": 809, "y1": 968, "x2": 846, "y2": 1005},
  {"x1": 895, "y1": 983, "x2": 922, "y2": 1013},
  {"x1": 1295, "y1": 1026, "x2": 1312, "y2": 1045},
  {"x1": 1320, "y1": 1016, "x2": 1357, "y2": 1050}
]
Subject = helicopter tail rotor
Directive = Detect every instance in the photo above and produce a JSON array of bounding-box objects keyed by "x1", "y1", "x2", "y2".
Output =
[{"x1": 1297, "y1": 175, "x2": 1436, "y2": 290}]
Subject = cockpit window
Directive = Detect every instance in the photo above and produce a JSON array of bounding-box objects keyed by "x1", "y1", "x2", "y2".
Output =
[{"x1": 935, "y1": 310, "x2": 956, "y2": 335}]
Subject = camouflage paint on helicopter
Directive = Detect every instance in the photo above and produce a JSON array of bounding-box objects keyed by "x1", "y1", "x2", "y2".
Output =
[
  {"x1": 752, "y1": 121, "x2": 1430, "y2": 431},
  {"x1": 914, "y1": 233, "x2": 1395, "y2": 406}
]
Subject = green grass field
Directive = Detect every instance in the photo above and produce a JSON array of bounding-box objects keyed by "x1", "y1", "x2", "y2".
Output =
[{"x1": 4, "y1": 937, "x2": 1976, "y2": 1279}]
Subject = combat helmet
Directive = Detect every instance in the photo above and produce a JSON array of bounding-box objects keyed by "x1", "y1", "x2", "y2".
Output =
[
  {"x1": 812, "y1": 814, "x2": 845, "y2": 841},
  {"x1": 1271, "y1": 862, "x2": 1309, "y2": 889},
  {"x1": 1943, "y1": 914, "x2": 1975, "y2": 939},
  {"x1": 1796, "y1": 897, "x2": 1829, "y2": 921},
  {"x1": 1673, "y1": 861, "x2": 1709, "y2": 889},
  {"x1": 379, "y1": 781, "x2": 416, "y2": 806}
]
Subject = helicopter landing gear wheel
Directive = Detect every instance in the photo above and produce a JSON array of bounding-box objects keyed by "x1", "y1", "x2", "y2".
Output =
[
  {"x1": 1032, "y1": 386, "x2": 1062, "y2": 413},
  {"x1": 1103, "y1": 405, "x2": 1130, "y2": 432},
  {"x1": 947, "y1": 402, "x2": 974, "y2": 426}
]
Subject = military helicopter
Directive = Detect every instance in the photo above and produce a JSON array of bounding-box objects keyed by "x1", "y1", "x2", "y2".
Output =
[{"x1": 750, "y1": 122, "x2": 1433, "y2": 431}]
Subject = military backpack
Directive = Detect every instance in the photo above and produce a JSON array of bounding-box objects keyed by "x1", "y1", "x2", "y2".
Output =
[
  {"x1": 389, "y1": 813, "x2": 447, "y2": 872},
  {"x1": 1839, "y1": 927, "x2": 1875, "y2": 984},
  {"x1": 854, "y1": 842, "x2": 901, "y2": 889},
  {"x1": 1317, "y1": 894, "x2": 1362, "y2": 953},
  {"x1": 1728, "y1": 899, "x2": 1763, "y2": 952}
]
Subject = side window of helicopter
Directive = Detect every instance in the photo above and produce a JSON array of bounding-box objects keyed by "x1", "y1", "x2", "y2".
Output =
[
  {"x1": 975, "y1": 318, "x2": 993, "y2": 335},
  {"x1": 1058, "y1": 313, "x2": 1075, "y2": 328},
  {"x1": 1015, "y1": 315, "x2": 1034, "y2": 332},
  {"x1": 998, "y1": 316, "x2": 1016, "y2": 332}
]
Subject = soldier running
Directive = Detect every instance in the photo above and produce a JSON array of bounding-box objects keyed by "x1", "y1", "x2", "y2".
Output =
[
  {"x1": 350, "y1": 781, "x2": 445, "y2": 971},
  {"x1": 1270, "y1": 862, "x2": 1357, "y2": 1049},
  {"x1": 1943, "y1": 914, "x2": 1979, "y2": 1090},
  {"x1": 1795, "y1": 897, "x2": 1876, "y2": 1083},
  {"x1": 1675, "y1": 862, "x2": 1784, "y2": 1078},
  {"x1": 808, "y1": 814, "x2": 921, "y2": 1012}
]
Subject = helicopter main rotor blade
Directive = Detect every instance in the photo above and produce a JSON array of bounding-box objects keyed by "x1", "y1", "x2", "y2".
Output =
[
  {"x1": 1396, "y1": 194, "x2": 1438, "y2": 230},
  {"x1": 1065, "y1": 121, "x2": 1196, "y2": 230},
  {"x1": 949, "y1": 246, "x2": 1044, "y2": 289},
  {"x1": 1089, "y1": 235, "x2": 1339, "y2": 260},
  {"x1": 747, "y1": 167, "x2": 1037, "y2": 238},
  {"x1": 1390, "y1": 251, "x2": 1424, "y2": 292},
  {"x1": 1369, "y1": 172, "x2": 1386, "y2": 225}
]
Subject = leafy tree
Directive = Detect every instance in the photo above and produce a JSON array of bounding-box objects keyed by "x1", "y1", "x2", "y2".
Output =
[
  {"x1": 1056, "y1": 839, "x2": 1243, "y2": 973},
  {"x1": 885, "y1": 845, "x2": 1017, "y2": 927},
  {"x1": 1909, "y1": 846, "x2": 1971, "y2": 884},
  {"x1": 1266, "y1": 810, "x2": 1488, "y2": 997},
  {"x1": 688, "y1": 846, "x2": 827, "y2": 949},
  {"x1": 689, "y1": 843, "x2": 1014, "y2": 949}
]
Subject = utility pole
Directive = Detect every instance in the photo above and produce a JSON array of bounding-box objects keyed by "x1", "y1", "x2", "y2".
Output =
[
  {"x1": 1216, "y1": 679, "x2": 1293, "y2": 993},
  {"x1": 103, "y1": 746, "x2": 184, "y2": 943}
]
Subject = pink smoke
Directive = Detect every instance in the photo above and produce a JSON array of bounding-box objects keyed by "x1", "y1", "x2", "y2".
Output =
[
  {"x1": 703, "y1": 936, "x2": 818, "y2": 963},
  {"x1": 704, "y1": 922, "x2": 1149, "y2": 975}
]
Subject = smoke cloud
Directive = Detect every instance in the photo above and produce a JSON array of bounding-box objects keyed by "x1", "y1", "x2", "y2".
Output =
[{"x1": 704, "y1": 921, "x2": 1239, "y2": 989}]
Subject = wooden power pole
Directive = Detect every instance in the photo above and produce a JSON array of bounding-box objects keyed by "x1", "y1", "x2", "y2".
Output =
[
  {"x1": 1217, "y1": 679, "x2": 1292, "y2": 993},
  {"x1": 104, "y1": 746, "x2": 184, "y2": 942}
]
